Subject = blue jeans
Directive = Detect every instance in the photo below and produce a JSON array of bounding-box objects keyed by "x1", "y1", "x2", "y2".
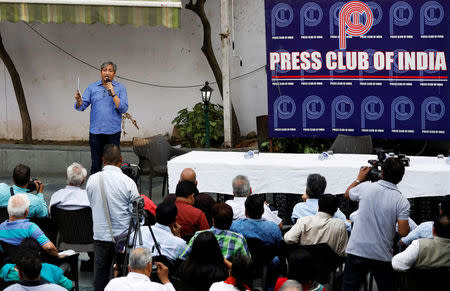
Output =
[
  {"x1": 342, "y1": 254, "x2": 395, "y2": 291},
  {"x1": 89, "y1": 132, "x2": 121, "y2": 174}
]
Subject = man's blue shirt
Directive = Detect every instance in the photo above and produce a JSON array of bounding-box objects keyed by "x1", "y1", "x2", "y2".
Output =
[
  {"x1": 400, "y1": 221, "x2": 433, "y2": 246},
  {"x1": 230, "y1": 218, "x2": 283, "y2": 248},
  {"x1": 0, "y1": 184, "x2": 48, "y2": 218},
  {"x1": 291, "y1": 198, "x2": 351, "y2": 231},
  {"x1": 75, "y1": 80, "x2": 128, "y2": 134}
]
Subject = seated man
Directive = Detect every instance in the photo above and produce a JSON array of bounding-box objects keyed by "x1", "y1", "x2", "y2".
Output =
[
  {"x1": 174, "y1": 180, "x2": 209, "y2": 239},
  {"x1": 4, "y1": 249, "x2": 66, "y2": 291},
  {"x1": 230, "y1": 195, "x2": 283, "y2": 248},
  {"x1": 284, "y1": 194, "x2": 348, "y2": 257},
  {"x1": 392, "y1": 214, "x2": 450, "y2": 271},
  {"x1": 0, "y1": 194, "x2": 59, "y2": 258},
  {"x1": 105, "y1": 247, "x2": 175, "y2": 291},
  {"x1": 291, "y1": 173, "x2": 350, "y2": 231},
  {"x1": 399, "y1": 195, "x2": 450, "y2": 248},
  {"x1": 226, "y1": 175, "x2": 282, "y2": 228},
  {"x1": 135, "y1": 202, "x2": 187, "y2": 262},
  {"x1": 179, "y1": 203, "x2": 250, "y2": 260},
  {"x1": 0, "y1": 164, "x2": 48, "y2": 218},
  {"x1": 49, "y1": 162, "x2": 90, "y2": 211}
]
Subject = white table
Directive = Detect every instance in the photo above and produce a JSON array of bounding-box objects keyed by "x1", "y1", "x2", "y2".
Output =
[{"x1": 168, "y1": 151, "x2": 450, "y2": 198}]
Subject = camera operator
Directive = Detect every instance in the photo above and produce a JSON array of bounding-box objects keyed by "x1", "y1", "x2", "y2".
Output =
[
  {"x1": 342, "y1": 157, "x2": 410, "y2": 291},
  {"x1": 0, "y1": 164, "x2": 48, "y2": 218},
  {"x1": 86, "y1": 144, "x2": 139, "y2": 291}
]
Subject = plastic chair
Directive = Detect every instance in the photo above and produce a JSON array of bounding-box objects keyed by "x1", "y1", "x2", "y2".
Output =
[
  {"x1": 50, "y1": 206, "x2": 94, "y2": 253},
  {"x1": 246, "y1": 238, "x2": 279, "y2": 291},
  {"x1": 329, "y1": 134, "x2": 373, "y2": 154},
  {"x1": 397, "y1": 267, "x2": 450, "y2": 291},
  {"x1": 133, "y1": 135, "x2": 187, "y2": 198}
]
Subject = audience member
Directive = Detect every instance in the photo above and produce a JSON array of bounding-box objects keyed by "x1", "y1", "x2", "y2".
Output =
[
  {"x1": 275, "y1": 249, "x2": 325, "y2": 291},
  {"x1": 392, "y1": 214, "x2": 450, "y2": 271},
  {"x1": 105, "y1": 247, "x2": 175, "y2": 291},
  {"x1": 179, "y1": 203, "x2": 250, "y2": 260},
  {"x1": 0, "y1": 194, "x2": 59, "y2": 258},
  {"x1": 134, "y1": 202, "x2": 187, "y2": 261},
  {"x1": 181, "y1": 231, "x2": 229, "y2": 291},
  {"x1": 0, "y1": 164, "x2": 48, "y2": 218},
  {"x1": 174, "y1": 180, "x2": 209, "y2": 239},
  {"x1": 284, "y1": 194, "x2": 348, "y2": 257},
  {"x1": 210, "y1": 254, "x2": 254, "y2": 291},
  {"x1": 399, "y1": 194, "x2": 450, "y2": 248},
  {"x1": 86, "y1": 144, "x2": 140, "y2": 291},
  {"x1": 342, "y1": 157, "x2": 410, "y2": 291},
  {"x1": 49, "y1": 163, "x2": 90, "y2": 212},
  {"x1": 0, "y1": 238, "x2": 73, "y2": 290},
  {"x1": 226, "y1": 175, "x2": 282, "y2": 227},
  {"x1": 3, "y1": 249, "x2": 65, "y2": 291},
  {"x1": 230, "y1": 195, "x2": 283, "y2": 248},
  {"x1": 278, "y1": 280, "x2": 303, "y2": 291},
  {"x1": 291, "y1": 174, "x2": 350, "y2": 231}
]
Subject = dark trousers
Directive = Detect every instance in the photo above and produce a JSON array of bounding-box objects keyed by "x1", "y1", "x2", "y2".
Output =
[
  {"x1": 89, "y1": 132, "x2": 121, "y2": 174},
  {"x1": 94, "y1": 240, "x2": 116, "y2": 291},
  {"x1": 342, "y1": 254, "x2": 395, "y2": 291}
]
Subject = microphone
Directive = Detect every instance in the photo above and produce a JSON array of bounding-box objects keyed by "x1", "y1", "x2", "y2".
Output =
[{"x1": 105, "y1": 78, "x2": 113, "y2": 96}]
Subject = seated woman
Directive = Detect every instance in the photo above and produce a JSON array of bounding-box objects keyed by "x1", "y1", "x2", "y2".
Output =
[
  {"x1": 0, "y1": 238, "x2": 73, "y2": 290},
  {"x1": 180, "y1": 231, "x2": 229, "y2": 291},
  {"x1": 275, "y1": 249, "x2": 326, "y2": 291},
  {"x1": 210, "y1": 254, "x2": 254, "y2": 291}
]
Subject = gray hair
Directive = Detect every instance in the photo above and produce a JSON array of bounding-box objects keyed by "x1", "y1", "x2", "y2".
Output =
[
  {"x1": 306, "y1": 174, "x2": 327, "y2": 199},
  {"x1": 100, "y1": 61, "x2": 117, "y2": 72},
  {"x1": 129, "y1": 247, "x2": 152, "y2": 270},
  {"x1": 8, "y1": 194, "x2": 30, "y2": 217},
  {"x1": 279, "y1": 280, "x2": 303, "y2": 291},
  {"x1": 232, "y1": 175, "x2": 251, "y2": 197},
  {"x1": 67, "y1": 163, "x2": 87, "y2": 186}
]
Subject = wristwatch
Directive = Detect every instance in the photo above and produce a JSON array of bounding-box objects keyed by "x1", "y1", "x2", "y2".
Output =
[{"x1": 355, "y1": 179, "x2": 361, "y2": 184}]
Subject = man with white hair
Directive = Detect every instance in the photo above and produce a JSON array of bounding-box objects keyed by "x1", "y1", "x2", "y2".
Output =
[
  {"x1": 49, "y1": 163, "x2": 90, "y2": 211},
  {"x1": 0, "y1": 194, "x2": 59, "y2": 257},
  {"x1": 279, "y1": 280, "x2": 303, "y2": 291},
  {"x1": 105, "y1": 247, "x2": 175, "y2": 291},
  {"x1": 226, "y1": 175, "x2": 283, "y2": 228}
]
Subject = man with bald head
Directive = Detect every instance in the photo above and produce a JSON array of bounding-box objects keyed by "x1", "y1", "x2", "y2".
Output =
[{"x1": 180, "y1": 168, "x2": 197, "y2": 185}]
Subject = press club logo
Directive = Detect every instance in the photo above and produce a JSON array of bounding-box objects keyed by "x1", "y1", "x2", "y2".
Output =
[{"x1": 339, "y1": 1, "x2": 374, "y2": 49}]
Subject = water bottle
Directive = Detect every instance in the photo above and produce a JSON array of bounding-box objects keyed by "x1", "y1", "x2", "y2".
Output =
[
  {"x1": 446, "y1": 157, "x2": 450, "y2": 165},
  {"x1": 318, "y1": 152, "x2": 329, "y2": 161},
  {"x1": 244, "y1": 150, "x2": 254, "y2": 159}
]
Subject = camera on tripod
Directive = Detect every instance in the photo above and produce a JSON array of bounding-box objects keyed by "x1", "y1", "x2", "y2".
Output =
[
  {"x1": 131, "y1": 196, "x2": 145, "y2": 215},
  {"x1": 367, "y1": 150, "x2": 410, "y2": 182}
]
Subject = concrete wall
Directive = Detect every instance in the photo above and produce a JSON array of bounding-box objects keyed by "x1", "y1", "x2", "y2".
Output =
[{"x1": 0, "y1": 0, "x2": 267, "y2": 141}]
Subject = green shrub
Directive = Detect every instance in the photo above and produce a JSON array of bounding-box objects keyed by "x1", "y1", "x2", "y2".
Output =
[
  {"x1": 172, "y1": 102, "x2": 224, "y2": 147},
  {"x1": 260, "y1": 138, "x2": 331, "y2": 153}
]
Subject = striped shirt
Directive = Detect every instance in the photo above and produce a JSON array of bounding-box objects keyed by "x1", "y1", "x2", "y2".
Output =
[
  {"x1": 0, "y1": 219, "x2": 49, "y2": 251},
  {"x1": 179, "y1": 227, "x2": 250, "y2": 260}
]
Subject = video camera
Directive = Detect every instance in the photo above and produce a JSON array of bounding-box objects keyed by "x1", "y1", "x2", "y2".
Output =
[
  {"x1": 367, "y1": 149, "x2": 410, "y2": 182},
  {"x1": 131, "y1": 196, "x2": 145, "y2": 215}
]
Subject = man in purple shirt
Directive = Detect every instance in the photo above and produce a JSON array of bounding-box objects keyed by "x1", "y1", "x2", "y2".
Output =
[{"x1": 74, "y1": 61, "x2": 128, "y2": 174}]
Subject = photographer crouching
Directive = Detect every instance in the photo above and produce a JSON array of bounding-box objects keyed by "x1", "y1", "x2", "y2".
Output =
[
  {"x1": 0, "y1": 164, "x2": 48, "y2": 218},
  {"x1": 342, "y1": 156, "x2": 411, "y2": 291}
]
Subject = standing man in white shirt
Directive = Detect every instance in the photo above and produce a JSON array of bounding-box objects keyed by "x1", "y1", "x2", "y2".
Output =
[
  {"x1": 49, "y1": 163, "x2": 90, "y2": 212},
  {"x1": 105, "y1": 247, "x2": 175, "y2": 291},
  {"x1": 86, "y1": 144, "x2": 139, "y2": 291},
  {"x1": 226, "y1": 175, "x2": 283, "y2": 228}
]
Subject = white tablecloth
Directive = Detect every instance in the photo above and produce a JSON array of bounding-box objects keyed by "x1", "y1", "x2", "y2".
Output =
[{"x1": 168, "y1": 151, "x2": 450, "y2": 198}]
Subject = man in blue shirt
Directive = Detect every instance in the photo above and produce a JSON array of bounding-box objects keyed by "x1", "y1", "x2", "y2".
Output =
[
  {"x1": 75, "y1": 61, "x2": 128, "y2": 174},
  {"x1": 0, "y1": 164, "x2": 48, "y2": 218},
  {"x1": 291, "y1": 173, "x2": 351, "y2": 231},
  {"x1": 230, "y1": 195, "x2": 283, "y2": 248}
]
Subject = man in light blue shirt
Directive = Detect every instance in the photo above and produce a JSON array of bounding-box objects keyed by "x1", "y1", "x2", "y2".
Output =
[
  {"x1": 74, "y1": 61, "x2": 128, "y2": 174},
  {"x1": 0, "y1": 164, "x2": 48, "y2": 218},
  {"x1": 133, "y1": 202, "x2": 187, "y2": 262},
  {"x1": 291, "y1": 173, "x2": 351, "y2": 231}
]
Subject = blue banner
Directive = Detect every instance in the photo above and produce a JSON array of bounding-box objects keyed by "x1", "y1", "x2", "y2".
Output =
[{"x1": 265, "y1": 0, "x2": 449, "y2": 140}]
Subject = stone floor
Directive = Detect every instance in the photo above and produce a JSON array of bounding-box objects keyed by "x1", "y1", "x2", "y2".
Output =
[{"x1": 0, "y1": 174, "x2": 165, "y2": 291}]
